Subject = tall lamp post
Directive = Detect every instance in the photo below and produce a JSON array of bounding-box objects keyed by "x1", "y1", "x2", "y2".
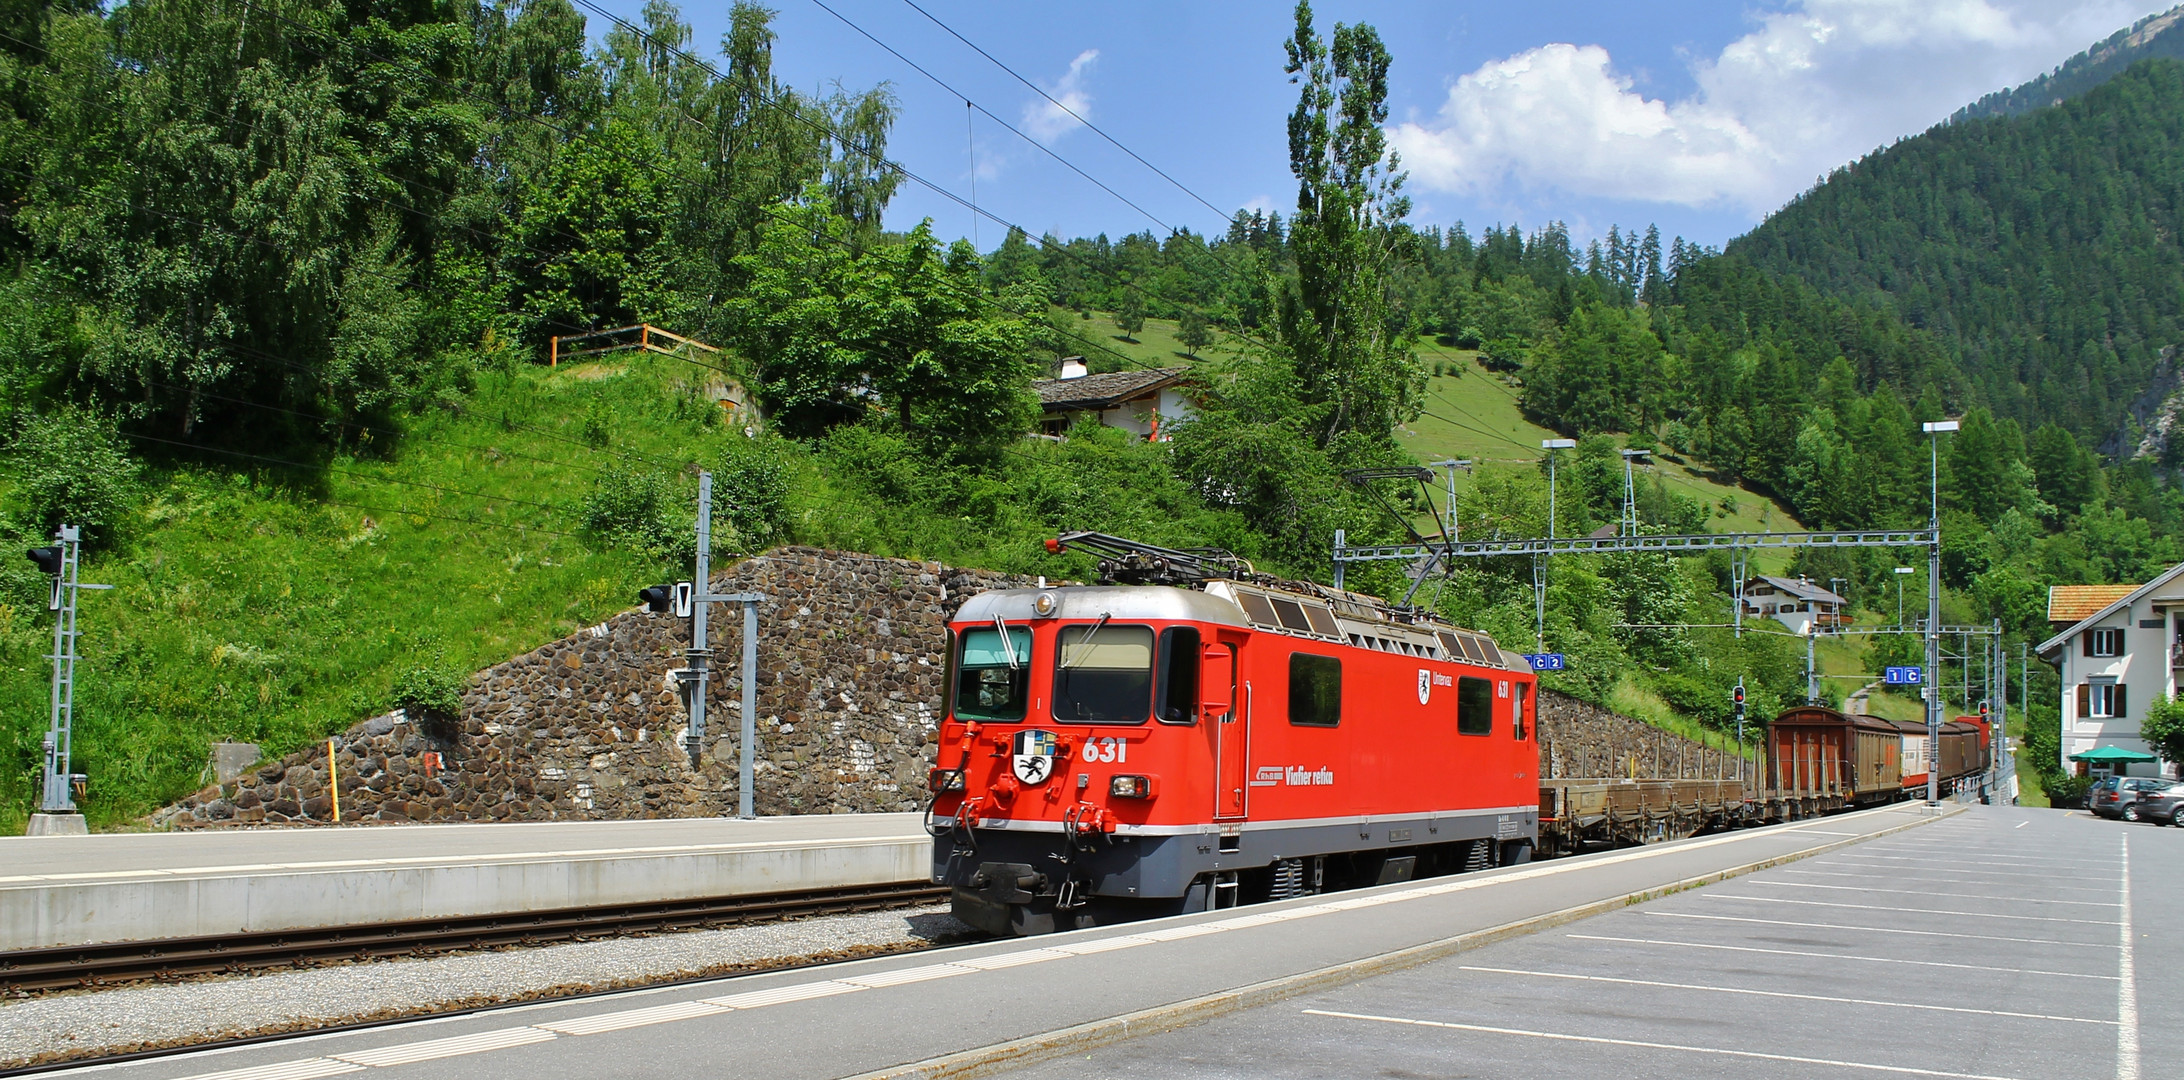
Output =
[
  {"x1": 1922, "y1": 419, "x2": 1959, "y2": 805},
  {"x1": 1541, "y1": 439, "x2": 1576, "y2": 540},
  {"x1": 1618, "y1": 448, "x2": 1651, "y2": 536},
  {"x1": 1538, "y1": 439, "x2": 1576, "y2": 652}
]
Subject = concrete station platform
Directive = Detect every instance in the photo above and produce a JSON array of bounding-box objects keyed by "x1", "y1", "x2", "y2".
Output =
[
  {"x1": 0, "y1": 814, "x2": 928, "y2": 951},
  {"x1": 30, "y1": 801, "x2": 2095, "y2": 1080}
]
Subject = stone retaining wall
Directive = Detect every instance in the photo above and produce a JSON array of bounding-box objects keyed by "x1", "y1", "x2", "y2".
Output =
[
  {"x1": 153, "y1": 548, "x2": 1038, "y2": 827},
  {"x1": 152, "y1": 551, "x2": 1745, "y2": 828},
  {"x1": 1538, "y1": 690, "x2": 1746, "y2": 780}
]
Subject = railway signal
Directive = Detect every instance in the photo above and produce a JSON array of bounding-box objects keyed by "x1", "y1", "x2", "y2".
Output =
[
  {"x1": 1733, "y1": 679, "x2": 1746, "y2": 769},
  {"x1": 25, "y1": 526, "x2": 110, "y2": 835},
  {"x1": 635, "y1": 474, "x2": 766, "y2": 816}
]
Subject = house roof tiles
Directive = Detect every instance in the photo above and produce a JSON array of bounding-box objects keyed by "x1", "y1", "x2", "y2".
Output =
[
  {"x1": 1033, "y1": 367, "x2": 1187, "y2": 412},
  {"x1": 2047, "y1": 584, "x2": 2139, "y2": 624}
]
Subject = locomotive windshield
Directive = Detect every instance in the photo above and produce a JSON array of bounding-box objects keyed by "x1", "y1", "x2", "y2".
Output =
[
  {"x1": 954, "y1": 626, "x2": 1033, "y2": 721},
  {"x1": 1052, "y1": 624, "x2": 1154, "y2": 725}
]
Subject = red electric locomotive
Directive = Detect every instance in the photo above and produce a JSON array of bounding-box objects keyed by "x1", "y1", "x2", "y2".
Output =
[{"x1": 928, "y1": 534, "x2": 1540, "y2": 936}]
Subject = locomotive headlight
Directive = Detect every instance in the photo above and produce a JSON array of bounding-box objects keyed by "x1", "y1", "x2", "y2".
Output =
[
  {"x1": 1032, "y1": 591, "x2": 1058, "y2": 617},
  {"x1": 927, "y1": 769, "x2": 966, "y2": 793},
  {"x1": 1109, "y1": 774, "x2": 1154, "y2": 799}
]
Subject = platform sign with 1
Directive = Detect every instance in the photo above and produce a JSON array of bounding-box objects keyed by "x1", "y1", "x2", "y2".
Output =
[{"x1": 1884, "y1": 665, "x2": 1923, "y2": 685}]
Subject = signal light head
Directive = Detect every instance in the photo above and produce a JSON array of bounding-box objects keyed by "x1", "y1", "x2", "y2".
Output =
[
  {"x1": 637, "y1": 585, "x2": 675, "y2": 613},
  {"x1": 26, "y1": 546, "x2": 62, "y2": 575},
  {"x1": 1732, "y1": 685, "x2": 1745, "y2": 704}
]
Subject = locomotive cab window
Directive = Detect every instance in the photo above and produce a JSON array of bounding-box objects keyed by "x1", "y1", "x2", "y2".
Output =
[
  {"x1": 1457, "y1": 676, "x2": 1493, "y2": 736},
  {"x1": 1053, "y1": 624, "x2": 1155, "y2": 725},
  {"x1": 1289, "y1": 652, "x2": 1341, "y2": 727},
  {"x1": 1154, "y1": 627, "x2": 1202, "y2": 724},
  {"x1": 954, "y1": 626, "x2": 1033, "y2": 721}
]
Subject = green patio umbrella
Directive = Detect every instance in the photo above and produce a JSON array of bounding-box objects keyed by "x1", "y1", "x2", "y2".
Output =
[{"x1": 2069, "y1": 745, "x2": 2159, "y2": 763}]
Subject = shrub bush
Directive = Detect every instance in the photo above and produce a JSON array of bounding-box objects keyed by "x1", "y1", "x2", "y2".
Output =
[
  {"x1": 715, "y1": 437, "x2": 791, "y2": 552},
  {"x1": 389, "y1": 662, "x2": 468, "y2": 740},
  {"x1": 580, "y1": 468, "x2": 690, "y2": 562},
  {"x1": 12, "y1": 406, "x2": 137, "y2": 547}
]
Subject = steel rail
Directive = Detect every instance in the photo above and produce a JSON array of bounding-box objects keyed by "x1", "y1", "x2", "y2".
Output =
[{"x1": 0, "y1": 881, "x2": 945, "y2": 994}]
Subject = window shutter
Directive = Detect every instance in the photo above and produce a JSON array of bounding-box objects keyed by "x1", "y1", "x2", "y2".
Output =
[
  {"x1": 2115, "y1": 685, "x2": 2127, "y2": 719},
  {"x1": 2078, "y1": 683, "x2": 2090, "y2": 718},
  {"x1": 2083, "y1": 633, "x2": 2095, "y2": 657}
]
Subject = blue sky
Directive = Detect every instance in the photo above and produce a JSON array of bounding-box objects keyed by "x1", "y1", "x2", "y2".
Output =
[{"x1": 588, "y1": 0, "x2": 2170, "y2": 251}]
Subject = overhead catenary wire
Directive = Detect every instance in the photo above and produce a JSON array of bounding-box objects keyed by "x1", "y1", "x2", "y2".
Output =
[
  {"x1": 804, "y1": 0, "x2": 1178, "y2": 235},
  {"x1": 897, "y1": 0, "x2": 1234, "y2": 224}
]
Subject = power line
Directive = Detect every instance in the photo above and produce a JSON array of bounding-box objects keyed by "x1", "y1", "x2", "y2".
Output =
[
  {"x1": 897, "y1": 0, "x2": 1233, "y2": 224},
  {"x1": 804, "y1": 0, "x2": 1176, "y2": 235}
]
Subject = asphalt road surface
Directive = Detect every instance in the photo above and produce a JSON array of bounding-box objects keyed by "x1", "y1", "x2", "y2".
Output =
[{"x1": 1001, "y1": 803, "x2": 2171, "y2": 1080}]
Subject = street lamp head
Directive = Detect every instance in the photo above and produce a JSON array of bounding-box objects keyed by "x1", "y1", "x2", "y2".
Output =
[
  {"x1": 1541, "y1": 439, "x2": 1576, "y2": 449},
  {"x1": 1922, "y1": 420, "x2": 1960, "y2": 433},
  {"x1": 1894, "y1": 566, "x2": 1915, "y2": 574},
  {"x1": 1619, "y1": 448, "x2": 1651, "y2": 459}
]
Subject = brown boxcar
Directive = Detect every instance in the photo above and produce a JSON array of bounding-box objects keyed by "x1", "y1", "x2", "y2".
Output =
[
  {"x1": 1768, "y1": 707, "x2": 1904, "y2": 805},
  {"x1": 1937, "y1": 719, "x2": 1985, "y2": 785}
]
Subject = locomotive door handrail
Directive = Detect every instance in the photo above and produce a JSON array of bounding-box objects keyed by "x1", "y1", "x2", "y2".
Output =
[{"x1": 1214, "y1": 674, "x2": 1250, "y2": 822}]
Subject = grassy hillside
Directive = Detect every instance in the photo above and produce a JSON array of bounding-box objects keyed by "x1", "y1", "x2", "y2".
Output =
[
  {"x1": 0, "y1": 362, "x2": 719, "y2": 832},
  {"x1": 0, "y1": 351, "x2": 1251, "y2": 832},
  {"x1": 1397, "y1": 349, "x2": 1806, "y2": 569}
]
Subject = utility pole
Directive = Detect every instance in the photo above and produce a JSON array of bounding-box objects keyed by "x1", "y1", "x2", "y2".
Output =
[
  {"x1": 1922, "y1": 420, "x2": 1959, "y2": 805},
  {"x1": 1733, "y1": 678, "x2": 1746, "y2": 787},
  {"x1": 642, "y1": 474, "x2": 766, "y2": 819},
  {"x1": 27, "y1": 526, "x2": 109, "y2": 836},
  {"x1": 1805, "y1": 626, "x2": 1817, "y2": 705}
]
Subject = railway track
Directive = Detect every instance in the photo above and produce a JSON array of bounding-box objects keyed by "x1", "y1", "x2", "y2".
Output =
[{"x1": 0, "y1": 881, "x2": 947, "y2": 994}]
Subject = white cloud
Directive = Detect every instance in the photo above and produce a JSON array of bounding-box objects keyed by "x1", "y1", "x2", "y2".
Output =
[
  {"x1": 1389, "y1": 0, "x2": 2162, "y2": 215},
  {"x1": 1022, "y1": 49, "x2": 1098, "y2": 144}
]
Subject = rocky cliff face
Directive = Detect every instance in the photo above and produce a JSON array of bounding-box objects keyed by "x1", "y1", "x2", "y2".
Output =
[{"x1": 152, "y1": 548, "x2": 1741, "y2": 828}]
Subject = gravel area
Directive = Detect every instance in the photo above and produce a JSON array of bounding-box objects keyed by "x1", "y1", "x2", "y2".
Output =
[{"x1": 0, "y1": 905, "x2": 971, "y2": 1069}]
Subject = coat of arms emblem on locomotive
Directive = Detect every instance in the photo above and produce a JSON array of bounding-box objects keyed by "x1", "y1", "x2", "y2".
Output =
[
  {"x1": 1012, "y1": 729, "x2": 1058, "y2": 784},
  {"x1": 1417, "y1": 668, "x2": 1432, "y2": 705}
]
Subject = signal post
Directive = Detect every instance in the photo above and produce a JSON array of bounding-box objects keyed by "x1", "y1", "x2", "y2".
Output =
[{"x1": 26, "y1": 525, "x2": 110, "y2": 836}]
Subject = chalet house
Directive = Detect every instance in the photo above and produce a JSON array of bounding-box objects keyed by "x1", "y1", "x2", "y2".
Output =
[
  {"x1": 2036, "y1": 570, "x2": 2184, "y2": 779},
  {"x1": 1032, "y1": 359, "x2": 1193, "y2": 440},
  {"x1": 1740, "y1": 575, "x2": 1850, "y2": 636}
]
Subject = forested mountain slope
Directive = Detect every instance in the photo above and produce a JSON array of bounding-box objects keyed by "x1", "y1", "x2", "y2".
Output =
[
  {"x1": 1954, "y1": 5, "x2": 2184, "y2": 122},
  {"x1": 1730, "y1": 60, "x2": 2184, "y2": 443}
]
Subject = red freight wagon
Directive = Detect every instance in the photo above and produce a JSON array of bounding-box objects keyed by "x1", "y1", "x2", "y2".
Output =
[{"x1": 928, "y1": 537, "x2": 1539, "y2": 936}]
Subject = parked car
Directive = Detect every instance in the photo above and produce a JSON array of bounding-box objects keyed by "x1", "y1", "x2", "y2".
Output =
[
  {"x1": 2135, "y1": 783, "x2": 2184, "y2": 825},
  {"x1": 2089, "y1": 776, "x2": 2178, "y2": 821}
]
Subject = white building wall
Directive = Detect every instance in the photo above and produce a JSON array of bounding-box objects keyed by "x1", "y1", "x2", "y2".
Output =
[{"x1": 2059, "y1": 595, "x2": 2179, "y2": 778}]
